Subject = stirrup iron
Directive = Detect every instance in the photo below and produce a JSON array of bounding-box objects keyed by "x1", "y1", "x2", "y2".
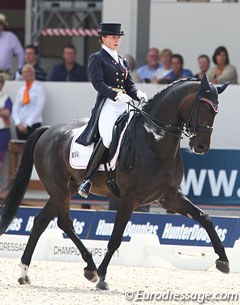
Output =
[{"x1": 78, "y1": 179, "x2": 92, "y2": 198}]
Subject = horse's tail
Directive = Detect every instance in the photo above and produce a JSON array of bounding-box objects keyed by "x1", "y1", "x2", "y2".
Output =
[{"x1": 0, "y1": 126, "x2": 49, "y2": 235}]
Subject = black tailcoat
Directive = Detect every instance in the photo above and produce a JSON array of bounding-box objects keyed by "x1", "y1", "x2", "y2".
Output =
[{"x1": 76, "y1": 48, "x2": 139, "y2": 145}]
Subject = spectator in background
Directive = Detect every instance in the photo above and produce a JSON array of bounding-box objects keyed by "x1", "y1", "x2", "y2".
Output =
[
  {"x1": 136, "y1": 47, "x2": 162, "y2": 83},
  {"x1": 12, "y1": 64, "x2": 46, "y2": 140},
  {"x1": 48, "y1": 44, "x2": 86, "y2": 82},
  {"x1": 0, "y1": 76, "x2": 12, "y2": 175},
  {"x1": 151, "y1": 48, "x2": 173, "y2": 83},
  {"x1": 207, "y1": 46, "x2": 238, "y2": 84},
  {"x1": 162, "y1": 53, "x2": 193, "y2": 84},
  {"x1": 124, "y1": 54, "x2": 141, "y2": 83},
  {"x1": 15, "y1": 45, "x2": 47, "y2": 81},
  {"x1": 0, "y1": 13, "x2": 24, "y2": 80},
  {"x1": 195, "y1": 54, "x2": 210, "y2": 79}
]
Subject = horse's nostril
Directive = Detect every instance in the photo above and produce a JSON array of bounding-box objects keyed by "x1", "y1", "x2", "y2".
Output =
[{"x1": 198, "y1": 144, "x2": 209, "y2": 153}]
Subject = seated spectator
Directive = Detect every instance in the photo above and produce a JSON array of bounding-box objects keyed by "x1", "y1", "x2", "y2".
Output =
[
  {"x1": 207, "y1": 46, "x2": 238, "y2": 84},
  {"x1": 48, "y1": 44, "x2": 86, "y2": 82},
  {"x1": 194, "y1": 54, "x2": 210, "y2": 79},
  {"x1": 15, "y1": 44, "x2": 47, "y2": 81},
  {"x1": 136, "y1": 47, "x2": 162, "y2": 83},
  {"x1": 0, "y1": 13, "x2": 24, "y2": 80},
  {"x1": 162, "y1": 54, "x2": 193, "y2": 84},
  {"x1": 12, "y1": 64, "x2": 46, "y2": 140},
  {"x1": 0, "y1": 75, "x2": 12, "y2": 175},
  {"x1": 124, "y1": 54, "x2": 141, "y2": 83},
  {"x1": 151, "y1": 48, "x2": 173, "y2": 83}
]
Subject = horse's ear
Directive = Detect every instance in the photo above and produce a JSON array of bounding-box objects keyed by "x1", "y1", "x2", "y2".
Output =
[
  {"x1": 216, "y1": 81, "x2": 230, "y2": 95},
  {"x1": 201, "y1": 74, "x2": 211, "y2": 91}
]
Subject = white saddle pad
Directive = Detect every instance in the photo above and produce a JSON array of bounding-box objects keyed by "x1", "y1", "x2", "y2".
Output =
[
  {"x1": 69, "y1": 111, "x2": 134, "y2": 170},
  {"x1": 69, "y1": 125, "x2": 119, "y2": 171}
]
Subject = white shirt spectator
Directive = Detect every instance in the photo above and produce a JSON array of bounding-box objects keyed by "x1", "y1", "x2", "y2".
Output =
[
  {"x1": 153, "y1": 66, "x2": 172, "y2": 80},
  {"x1": 12, "y1": 81, "x2": 45, "y2": 127}
]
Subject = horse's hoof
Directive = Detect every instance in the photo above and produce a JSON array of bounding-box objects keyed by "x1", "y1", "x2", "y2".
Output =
[
  {"x1": 216, "y1": 260, "x2": 230, "y2": 274},
  {"x1": 84, "y1": 268, "x2": 98, "y2": 283},
  {"x1": 96, "y1": 280, "x2": 109, "y2": 290},
  {"x1": 18, "y1": 276, "x2": 31, "y2": 285}
]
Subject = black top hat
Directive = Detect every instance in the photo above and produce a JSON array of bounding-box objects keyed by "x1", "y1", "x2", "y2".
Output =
[{"x1": 98, "y1": 23, "x2": 125, "y2": 36}]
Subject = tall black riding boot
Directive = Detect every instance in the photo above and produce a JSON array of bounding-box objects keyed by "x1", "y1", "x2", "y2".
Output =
[{"x1": 78, "y1": 138, "x2": 107, "y2": 198}]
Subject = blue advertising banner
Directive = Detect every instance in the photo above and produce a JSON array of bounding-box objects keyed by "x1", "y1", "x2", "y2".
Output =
[
  {"x1": 5, "y1": 208, "x2": 94, "y2": 240},
  {"x1": 181, "y1": 148, "x2": 240, "y2": 206},
  {"x1": 89, "y1": 211, "x2": 240, "y2": 246},
  {"x1": 5, "y1": 208, "x2": 240, "y2": 248}
]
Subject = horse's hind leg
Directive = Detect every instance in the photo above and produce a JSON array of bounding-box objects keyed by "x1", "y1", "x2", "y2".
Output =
[
  {"x1": 19, "y1": 198, "x2": 57, "y2": 284},
  {"x1": 172, "y1": 192, "x2": 229, "y2": 273},
  {"x1": 57, "y1": 204, "x2": 98, "y2": 283}
]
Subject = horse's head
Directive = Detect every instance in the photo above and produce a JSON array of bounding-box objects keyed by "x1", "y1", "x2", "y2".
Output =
[{"x1": 183, "y1": 75, "x2": 229, "y2": 154}]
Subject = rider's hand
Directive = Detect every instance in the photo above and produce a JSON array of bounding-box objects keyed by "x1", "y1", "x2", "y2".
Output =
[
  {"x1": 115, "y1": 91, "x2": 132, "y2": 104},
  {"x1": 137, "y1": 90, "x2": 148, "y2": 103}
]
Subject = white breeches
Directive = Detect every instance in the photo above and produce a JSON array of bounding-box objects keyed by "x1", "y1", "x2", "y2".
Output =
[{"x1": 98, "y1": 98, "x2": 128, "y2": 148}]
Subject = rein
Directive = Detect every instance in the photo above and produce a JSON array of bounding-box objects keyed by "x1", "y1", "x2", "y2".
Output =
[
  {"x1": 129, "y1": 101, "x2": 183, "y2": 139},
  {"x1": 129, "y1": 90, "x2": 215, "y2": 140}
]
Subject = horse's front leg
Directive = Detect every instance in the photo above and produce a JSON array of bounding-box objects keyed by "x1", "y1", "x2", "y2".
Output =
[
  {"x1": 97, "y1": 200, "x2": 135, "y2": 290},
  {"x1": 167, "y1": 191, "x2": 229, "y2": 273}
]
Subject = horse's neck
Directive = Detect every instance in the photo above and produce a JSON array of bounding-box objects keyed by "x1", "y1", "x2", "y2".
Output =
[
  {"x1": 136, "y1": 112, "x2": 181, "y2": 163},
  {"x1": 147, "y1": 96, "x2": 182, "y2": 127},
  {"x1": 147, "y1": 83, "x2": 197, "y2": 127}
]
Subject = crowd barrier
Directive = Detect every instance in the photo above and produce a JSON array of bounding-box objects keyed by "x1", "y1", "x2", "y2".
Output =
[{"x1": 0, "y1": 208, "x2": 239, "y2": 273}]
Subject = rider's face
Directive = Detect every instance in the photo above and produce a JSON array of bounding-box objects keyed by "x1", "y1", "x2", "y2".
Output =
[{"x1": 102, "y1": 35, "x2": 121, "y2": 50}]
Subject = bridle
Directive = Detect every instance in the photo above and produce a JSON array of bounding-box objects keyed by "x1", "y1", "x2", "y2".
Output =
[
  {"x1": 129, "y1": 88, "x2": 218, "y2": 140},
  {"x1": 182, "y1": 90, "x2": 218, "y2": 138}
]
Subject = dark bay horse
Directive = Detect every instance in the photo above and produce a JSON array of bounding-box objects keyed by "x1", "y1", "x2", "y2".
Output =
[{"x1": 0, "y1": 76, "x2": 229, "y2": 289}]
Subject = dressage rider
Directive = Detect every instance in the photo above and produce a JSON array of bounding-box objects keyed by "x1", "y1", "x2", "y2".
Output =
[{"x1": 76, "y1": 22, "x2": 148, "y2": 198}]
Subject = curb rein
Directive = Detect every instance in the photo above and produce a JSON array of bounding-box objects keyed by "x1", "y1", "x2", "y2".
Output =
[{"x1": 128, "y1": 91, "x2": 214, "y2": 141}]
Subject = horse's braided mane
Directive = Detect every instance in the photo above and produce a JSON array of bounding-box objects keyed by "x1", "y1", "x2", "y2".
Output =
[{"x1": 142, "y1": 77, "x2": 199, "y2": 112}]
